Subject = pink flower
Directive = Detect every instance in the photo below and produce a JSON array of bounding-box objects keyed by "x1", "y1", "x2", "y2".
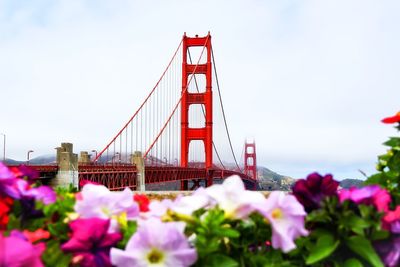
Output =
[
  {"x1": 257, "y1": 192, "x2": 309, "y2": 253},
  {"x1": 0, "y1": 231, "x2": 45, "y2": 267},
  {"x1": 339, "y1": 185, "x2": 391, "y2": 212}
]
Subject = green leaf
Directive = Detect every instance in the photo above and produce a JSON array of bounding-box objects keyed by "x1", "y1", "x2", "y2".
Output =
[
  {"x1": 383, "y1": 137, "x2": 400, "y2": 147},
  {"x1": 117, "y1": 221, "x2": 137, "y2": 248},
  {"x1": 41, "y1": 240, "x2": 71, "y2": 267},
  {"x1": 305, "y1": 233, "x2": 340, "y2": 265},
  {"x1": 344, "y1": 214, "x2": 371, "y2": 235},
  {"x1": 344, "y1": 258, "x2": 363, "y2": 267},
  {"x1": 346, "y1": 236, "x2": 384, "y2": 267},
  {"x1": 214, "y1": 227, "x2": 240, "y2": 238},
  {"x1": 204, "y1": 254, "x2": 239, "y2": 267}
]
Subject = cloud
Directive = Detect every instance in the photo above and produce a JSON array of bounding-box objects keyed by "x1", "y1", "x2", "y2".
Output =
[{"x1": 0, "y1": 0, "x2": 399, "y2": 180}]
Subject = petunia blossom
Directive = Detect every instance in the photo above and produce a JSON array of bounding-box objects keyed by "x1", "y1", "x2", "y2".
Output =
[
  {"x1": 144, "y1": 190, "x2": 211, "y2": 219},
  {"x1": 203, "y1": 175, "x2": 265, "y2": 219},
  {"x1": 382, "y1": 206, "x2": 400, "y2": 233},
  {"x1": 256, "y1": 191, "x2": 309, "y2": 253},
  {"x1": 134, "y1": 194, "x2": 150, "y2": 212},
  {"x1": 0, "y1": 231, "x2": 45, "y2": 267},
  {"x1": 374, "y1": 236, "x2": 400, "y2": 267},
  {"x1": 22, "y1": 229, "x2": 51, "y2": 243},
  {"x1": 74, "y1": 184, "x2": 139, "y2": 232},
  {"x1": 9, "y1": 164, "x2": 39, "y2": 183},
  {"x1": 292, "y1": 172, "x2": 339, "y2": 212},
  {"x1": 16, "y1": 179, "x2": 56, "y2": 205},
  {"x1": 0, "y1": 162, "x2": 20, "y2": 199},
  {"x1": 170, "y1": 188, "x2": 212, "y2": 216},
  {"x1": 0, "y1": 195, "x2": 13, "y2": 230},
  {"x1": 111, "y1": 218, "x2": 197, "y2": 267},
  {"x1": 339, "y1": 185, "x2": 391, "y2": 212},
  {"x1": 61, "y1": 218, "x2": 122, "y2": 267}
]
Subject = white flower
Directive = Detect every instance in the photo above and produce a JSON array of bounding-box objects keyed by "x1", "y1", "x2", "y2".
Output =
[{"x1": 204, "y1": 175, "x2": 265, "y2": 219}]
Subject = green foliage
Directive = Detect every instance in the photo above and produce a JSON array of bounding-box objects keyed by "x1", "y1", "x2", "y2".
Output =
[
  {"x1": 41, "y1": 239, "x2": 72, "y2": 267},
  {"x1": 365, "y1": 134, "x2": 400, "y2": 206},
  {"x1": 345, "y1": 236, "x2": 384, "y2": 267},
  {"x1": 178, "y1": 208, "x2": 296, "y2": 267},
  {"x1": 117, "y1": 220, "x2": 138, "y2": 249},
  {"x1": 292, "y1": 195, "x2": 386, "y2": 266}
]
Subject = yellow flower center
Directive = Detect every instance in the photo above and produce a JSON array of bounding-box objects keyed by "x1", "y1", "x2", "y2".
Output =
[
  {"x1": 147, "y1": 248, "x2": 165, "y2": 264},
  {"x1": 271, "y1": 208, "x2": 283, "y2": 219},
  {"x1": 101, "y1": 206, "x2": 111, "y2": 216}
]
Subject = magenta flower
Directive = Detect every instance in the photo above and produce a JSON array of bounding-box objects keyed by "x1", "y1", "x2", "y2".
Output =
[
  {"x1": 111, "y1": 218, "x2": 197, "y2": 267},
  {"x1": 382, "y1": 206, "x2": 400, "y2": 233},
  {"x1": 10, "y1": 164, "x2": 40, "y2": 182},
  {"x1": 0, "y1": 231, "x2": 45, "y2": 267},
  {"x1": 257, "y1": 191, "x2": 309, "y2": 253},
  {"x1": 61, "y1": 218, "x2": 122, "y2": 267},
  {"x1": 292, "y1": 172, "x2": 339, "y2": 212},
  {"x1": 339, "y1": 185, "x2": 391, "y2": 212}
]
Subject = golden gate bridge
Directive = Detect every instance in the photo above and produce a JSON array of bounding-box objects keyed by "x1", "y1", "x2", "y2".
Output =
[{"x1": 17, "y1": 33, "x2": 259, "y2": 191}]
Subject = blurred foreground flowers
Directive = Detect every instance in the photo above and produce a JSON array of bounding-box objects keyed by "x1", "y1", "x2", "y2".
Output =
[{"x1": 1, "y1": 111, "x2": 400, "y2": 266}]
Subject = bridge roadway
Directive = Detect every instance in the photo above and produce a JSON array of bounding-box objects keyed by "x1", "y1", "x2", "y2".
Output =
[{"x1": 15, "y1": 164, "x2": 258, "y2": 191}]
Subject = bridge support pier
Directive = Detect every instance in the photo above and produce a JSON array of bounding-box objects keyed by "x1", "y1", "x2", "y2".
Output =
[
  {"x1": 132, "y1": 151, "x2": 145, "y2": 192},
  {"x1": 52, "y1": 142, "x2": 78, "y2": 188},
  {"x1": 180, "y1": 180, "x2": 188, "y2": 191},
  {"x1": 206, "y1": 169, "x2": 214, "y2": 187}
]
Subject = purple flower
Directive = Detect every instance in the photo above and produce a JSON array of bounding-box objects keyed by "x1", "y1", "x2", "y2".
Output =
[
  {"x1": 374, "y1": 236, "x2": 400, "y2": 267},
  {"x1": 111, "y1": 218, "x2": 197, "y2": 267},
  {"x1": 292, "y1": 172, "x2": 339, "y2": 212},
  {"x1": 61, "y1": 218, "x2": 122, "y2": 267},
  {"x1": 0, "y1": 162, "x2": 20, "y2": 198},
  {"x1": 339, "y1": 185, "x2": 391, "y2": 212},
  {"x1": 17, "y1": 179, "x2": 56, "y2": 205},
  {"x1": 10, "y1": 164, "x2": 39, "y2": 182},
  {"x1": 256, "y1": 191, "x2": 309, "y2": 253},
  {"x1": 0, "y1": 231, "x2": 45, "y2": 267}
]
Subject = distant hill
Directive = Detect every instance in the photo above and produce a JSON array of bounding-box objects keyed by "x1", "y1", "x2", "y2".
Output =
[
  {"x1": 4, "y1": 154, "x2": 56, "y2": 165},
  {"x1": 340, "y1": 179, "x2": 364, "y2": 189},
  {"x1": 257, "y1": 166, "x2": 295, "y2": 191}
]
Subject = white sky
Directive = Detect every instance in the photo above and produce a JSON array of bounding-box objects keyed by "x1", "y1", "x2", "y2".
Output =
[{"x1": 1, "y1": 0, "x2": 399, "y2": 180}]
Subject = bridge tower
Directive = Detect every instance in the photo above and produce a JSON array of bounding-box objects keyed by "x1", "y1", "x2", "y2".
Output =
[
  {"x1": 180, "y1": 33, "x2": 213, "y2": 189},
  {"x1": 244, "y1": 141, "x2": 257, "y2": 180}
]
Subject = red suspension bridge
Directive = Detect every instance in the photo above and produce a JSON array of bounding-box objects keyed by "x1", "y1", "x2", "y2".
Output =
[{"x1": 24, "y1": 33, "x2": 259, "y2": 190}]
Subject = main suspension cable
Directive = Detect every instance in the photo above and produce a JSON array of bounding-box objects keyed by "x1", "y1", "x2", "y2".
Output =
[{"x1": 211, "y1": 46, "x2": 242, "y2": 172}]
